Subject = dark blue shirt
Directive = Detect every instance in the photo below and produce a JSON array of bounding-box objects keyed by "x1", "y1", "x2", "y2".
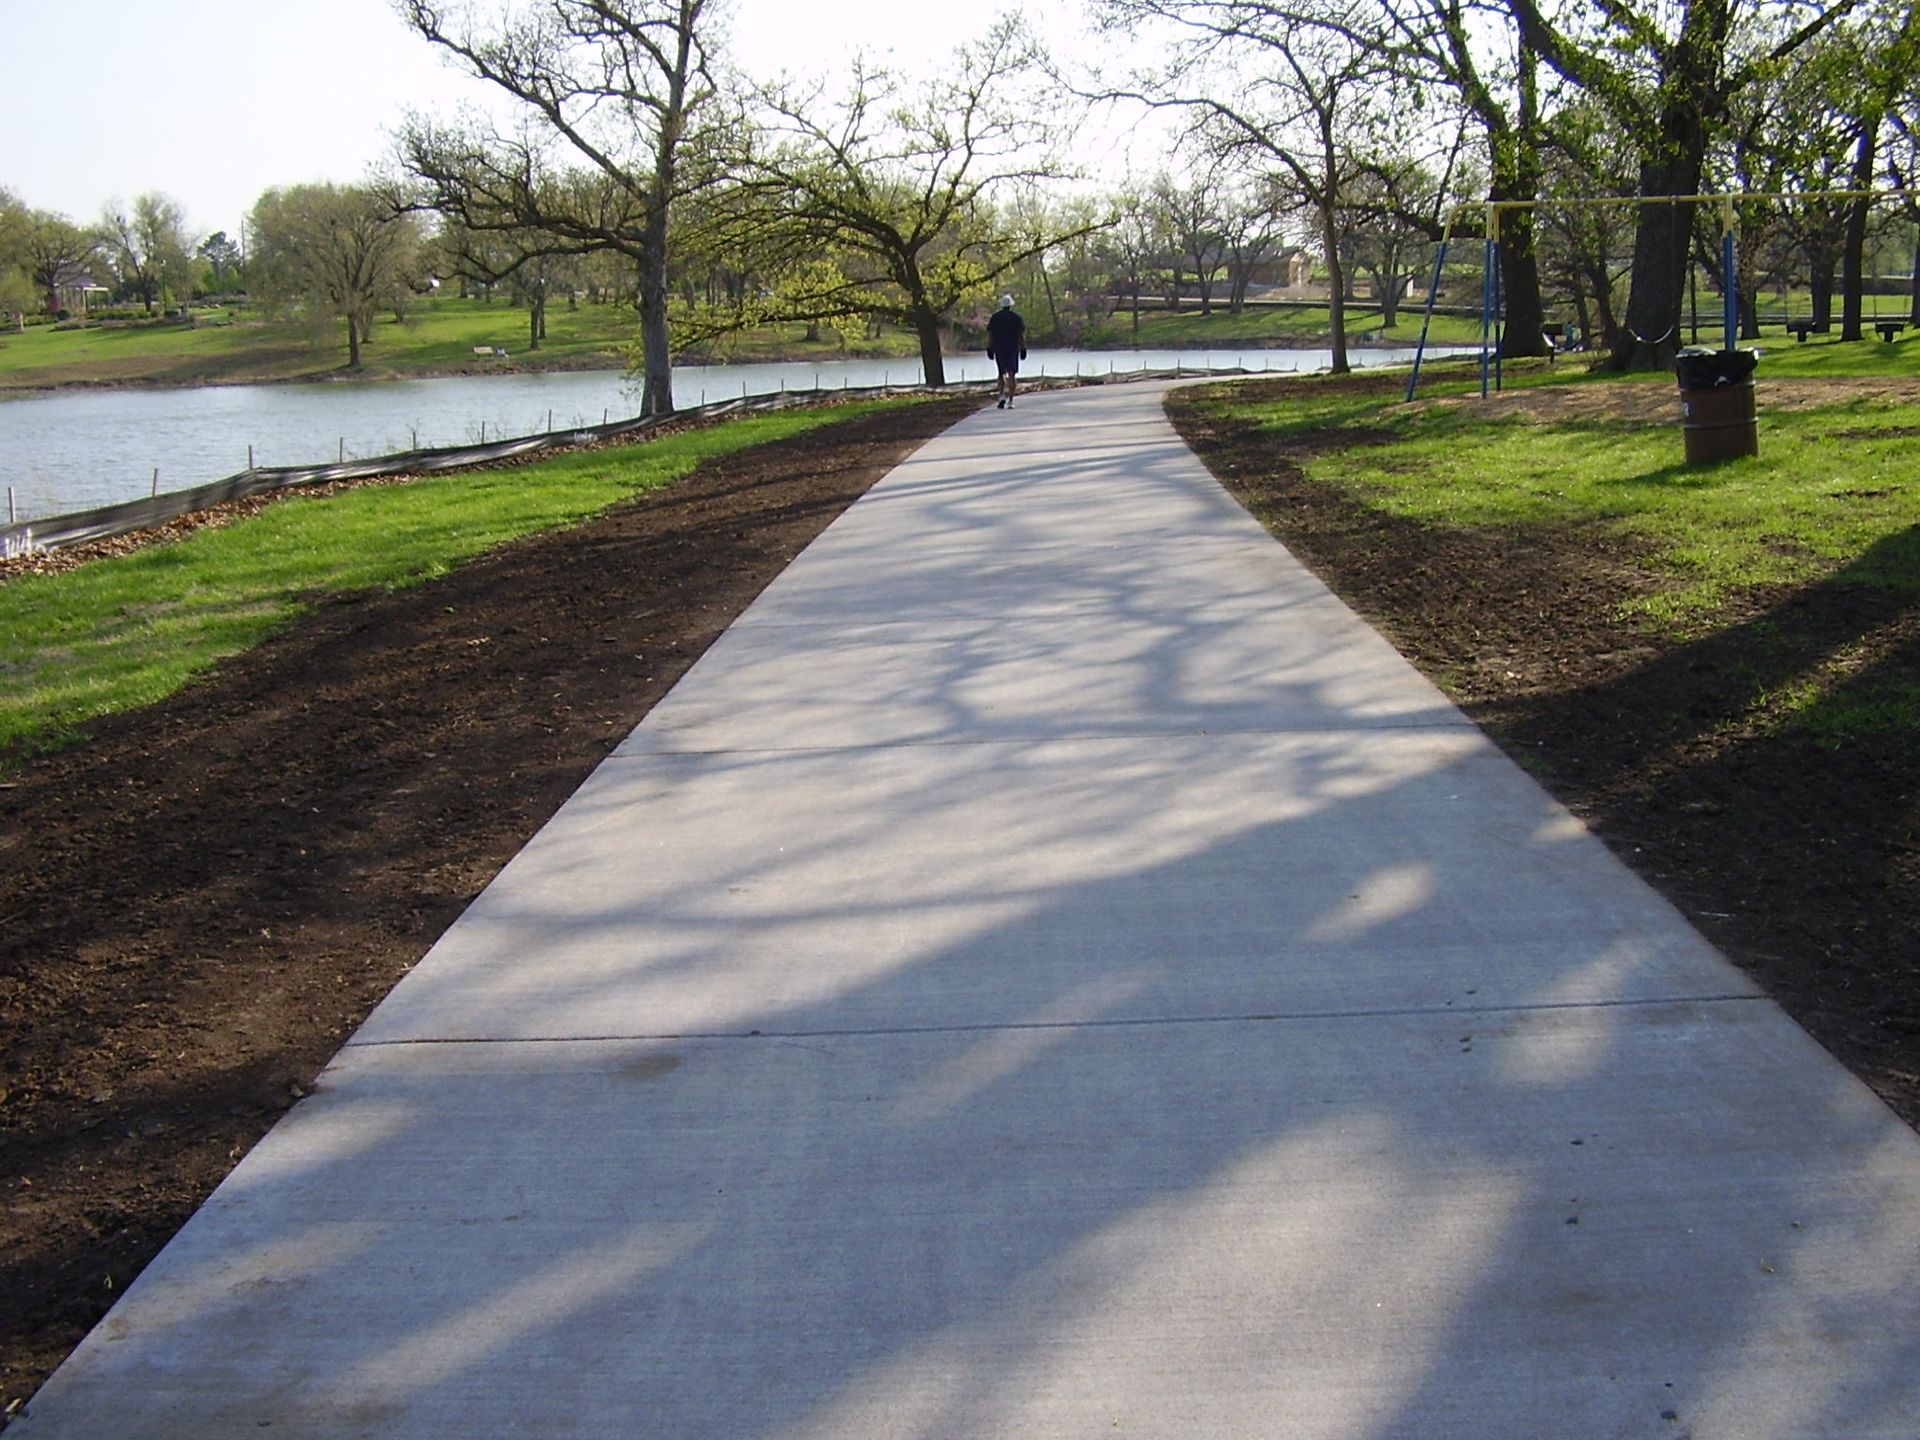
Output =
[{"x1": 987, "y1": 307, "x2": 1025, "y2": 363}]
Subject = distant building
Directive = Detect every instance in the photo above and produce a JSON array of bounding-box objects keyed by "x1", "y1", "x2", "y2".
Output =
[
  {"x1": 1243, "y1": 248, "x2": 1316, "y2": 291},
  {"x1": 54, "y1": 277, "x2": 113, "y2": 315}
]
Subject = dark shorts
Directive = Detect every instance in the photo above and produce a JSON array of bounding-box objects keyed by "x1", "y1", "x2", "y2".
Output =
[{"x1": 993, "y1": 351, "x2": 1020, "y2": 376}]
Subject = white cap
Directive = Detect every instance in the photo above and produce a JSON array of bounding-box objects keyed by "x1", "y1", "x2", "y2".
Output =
[{"x1": 999, "y1": 294, "x2": 1015, "y2": 308}]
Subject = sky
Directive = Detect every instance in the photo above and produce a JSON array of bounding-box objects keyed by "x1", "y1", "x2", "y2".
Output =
[{"x1": 1, "y1": 0, "x2": 1148, "y2": 243}]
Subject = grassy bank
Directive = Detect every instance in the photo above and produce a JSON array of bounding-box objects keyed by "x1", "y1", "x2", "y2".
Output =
[
  {"x1": 1178, "y1": 342, "x2": 1920, "y2": 749},
  {"x1": 0, "y1": 400, "x2": 909, "y2": 762},
  {"x1": 0, "y1": 297, "x2": 920, "y2": 391},
  {"x1": 1081, "y1": 302, "x2": 1490, "y2": 349}
]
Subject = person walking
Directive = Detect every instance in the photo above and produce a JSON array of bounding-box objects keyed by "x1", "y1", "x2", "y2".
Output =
[{"x1": 986, "y1": 294, "x2": 1026, "y2": 409}]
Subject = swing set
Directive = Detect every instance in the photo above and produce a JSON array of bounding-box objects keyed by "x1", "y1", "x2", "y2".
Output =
[{"x1": 1403, "y1": 188, "x2": 1919, "y2": 403}]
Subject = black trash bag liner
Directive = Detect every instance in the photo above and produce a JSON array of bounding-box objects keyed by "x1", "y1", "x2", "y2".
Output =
[{"x1": 1674, "y1": 348, "x2": 1759, "y2": 389}]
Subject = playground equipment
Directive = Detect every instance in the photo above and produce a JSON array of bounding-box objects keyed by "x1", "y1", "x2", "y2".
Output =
[{"x1": 1404, "y1": 188, "x2": 1918, "y2": 404}]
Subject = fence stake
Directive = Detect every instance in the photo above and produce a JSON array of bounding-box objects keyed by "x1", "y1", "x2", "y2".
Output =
[
  {"x1": 481, "y1": 420, "x2": 487, "y2": 443},
  {"x1": 7, "y1": 486, "x2": 14, "y2": 524},
  {"x1": 338, "y1": 438, "x2": 345, "y2": 462},
  {"x1": 151, "y1": 468, "x2": 159, "y2": 496}
]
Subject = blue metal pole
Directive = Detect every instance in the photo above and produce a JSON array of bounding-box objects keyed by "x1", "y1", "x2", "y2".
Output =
[
  {"x1": 1405, "y1": 239, "x2": 1450, "y2": 403},
  {"x1": 1493, "y1": 241, "x2": 1506, "y2": 393},
  {"x1": 1723, "y1": 228, "x2": 1738, "y2": 352},
  {"x1": 1480, "y1": 236, "x2": 1495, "y2": 399}
]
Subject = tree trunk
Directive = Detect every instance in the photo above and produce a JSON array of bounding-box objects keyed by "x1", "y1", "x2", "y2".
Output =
[
  {"x1": 346, "y1": 313, "x2": 362, "y2": 369},
  {"x1": 912, "y1": 304, "x2": 946, "y2": 386},
  {"x1": 529, "y1": 294, "x2": 545, "y2": 351},
  {"x1": 1380, "y1": 271, "x2": 1405, "y2": 328},
  {"x1": 1910, "y1": 235, "x2": 1920, "y2": 325},
  {"x1": 1496, "y1": 212, "x2": 1549, "y2": 358},
  {"x1": 1840, "y1": 126, "x2": 1878, "y2": 341},
  {"x1": 1810, "y1": 252, "x2": 1836, "y2": 330},
  {"x1": 1613, "y1": 179, "x2": 1696, "y2": 370},
  {"x1": 1570, "y1": 286, "x2": 1593, "y2": 348},
  {"x1": 637, "y1": 218, "x2": 675, "y2": 415},
  {"x1": 1321, "y1": 205, "x2": 1350, "y2": 375}
]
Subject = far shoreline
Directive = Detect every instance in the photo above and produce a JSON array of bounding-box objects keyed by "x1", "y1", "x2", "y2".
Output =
[{"x1": 0, "y1": 335, "x2": 1432, "y2": 400}]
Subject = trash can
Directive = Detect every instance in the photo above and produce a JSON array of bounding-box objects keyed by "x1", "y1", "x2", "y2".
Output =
[{"x1": 1674, "y1": 349, "x2": 1759, "y2": 463}]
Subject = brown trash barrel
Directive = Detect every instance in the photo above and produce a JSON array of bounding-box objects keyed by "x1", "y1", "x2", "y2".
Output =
[{"x1": 1680, "y1": 380, "x2": 1758, "y2": 463}]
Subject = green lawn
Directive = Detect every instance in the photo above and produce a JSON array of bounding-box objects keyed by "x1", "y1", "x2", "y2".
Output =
[
  {"x1": 0, "y1": 298, "x2": 641, "y2": 389},
  {"x1": 0, "y1": 400, "x2": 912, "y2": 763},
  {"x1": 1180, "y1": 343, "x2": 1920, "y2": 745},
  {"x1": 1083, "y1": 303, "x2": 1489, "y2": 350},
  {"x1": 0, "y1": 298, "x2": 927, "y2": 390}
]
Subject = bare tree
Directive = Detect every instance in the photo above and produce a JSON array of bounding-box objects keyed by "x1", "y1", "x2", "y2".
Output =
[
  {"x1": 396, "y1": 0, "x2": 719, "y2": 414},
  {"x1": 1089, "y1": 0, "x2": 1413, "y2": 373},
  {"x1": 719, "y1": 20, "x2": 1096, "y2": 385}
]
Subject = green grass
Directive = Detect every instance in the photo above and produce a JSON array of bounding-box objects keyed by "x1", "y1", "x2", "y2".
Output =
[
  {"x1": 0, "y1": 298, "x2": 643, "y2": 389},
  {"x1": 0, "y1": 400, "x2": 909, "y2": 762},
  {"x1": 0, "y1": 298, "x2": 926, "y2": 390},
  {"x1": 1182, "y1": 343, "x2": 1920, "y2": 744},
  {"x1": 1083, "y1": 304, "x2": 1489, "y2": 350}
]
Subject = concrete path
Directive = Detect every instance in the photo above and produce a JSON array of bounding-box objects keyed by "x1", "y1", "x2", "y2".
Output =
[{"x1": 17, "y1": 381, "x2": 1920, "y2": 1439}]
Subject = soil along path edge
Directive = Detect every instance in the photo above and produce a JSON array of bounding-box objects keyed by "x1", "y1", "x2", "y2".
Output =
[{"x1": 0, "y1": 396, "x2": 982, "y2": 1416}]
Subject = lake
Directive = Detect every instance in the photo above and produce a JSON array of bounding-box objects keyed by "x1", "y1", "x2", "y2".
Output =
[{"x1": 1, "y1": 346, "x2": 1464, "y2": 521}]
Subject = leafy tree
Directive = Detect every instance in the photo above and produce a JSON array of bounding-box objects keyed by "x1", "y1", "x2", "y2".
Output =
[
  {"x1": 1219, "y1": 175, "x2": 1291, "y2": 315},
  {"x1": 1832, "y1": 0, "x2": 1920, "y2": 339},
  {"x1": 1094, "y1": 0, "x2": 1417, "y2": 373},
  {"x1": 1535, "y1": 103, "x2": 1638, "y2": 352},
  {"x1": 1151, "y1": 168, "x2": 1230, "y2": 314},
  {"x1": 1098, "y1": 191, "x2": 1172, "y2": 336},
  {"x1": 720, "y1": 20, "x2": 1096, "y2": 385},
  {"x1": 22, "y1": 212, "x2": 101, "y2": 314},
  {"x1": 396, "y1": 0, "x2": 720, "y2": 415},
  {"x1": 1339, "y1": 0, "x2": 1557, "y2": 356},
  {"x1": 1337, "y1": 150, "x2": 1463, "y2": 327},
  {"x1": 99, "y1": 192, "x2": 195, "y2": 313},
  {"x1": 1504, "y1": 0, "x2": 1862, "y2": 369},
  {"x1": 198, "y1": 231, "x2": 244, "y2": 289},
  {"x1": 0, "y1": 189, "x2": 34, "y2": 323},
  {"x1": 249, "y1": 183, "x2": 424, "y2": 368},
  {"x1": 1885, "y1": 115, "x2": 1920, "y2": 323},
  {"x1": 436, "y1": 214, "x2": 582, "y2": 349}
]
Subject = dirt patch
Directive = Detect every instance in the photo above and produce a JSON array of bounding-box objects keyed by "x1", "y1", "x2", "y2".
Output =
[
  {"x1": 1170, "y1": 373, "x2": 1919, "y2": 1129},
  {"x1": 0, "y1": 396, "x2": 981, "y2": 1415}
]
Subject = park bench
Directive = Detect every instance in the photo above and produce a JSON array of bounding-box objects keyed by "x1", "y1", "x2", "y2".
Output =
[
  {"x1": 1784, "y1": 319, "x2": 1817, "y2": 342},
  {"x1": 1874, "y1": 320, "x2": 1907, "y2": 342},
  {"x1": 471, "y1": 345, "x2": 510, "y2": 357}
]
